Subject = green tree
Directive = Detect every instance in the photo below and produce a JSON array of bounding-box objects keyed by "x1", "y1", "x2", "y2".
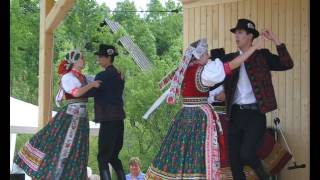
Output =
[
  {"x1": 146, "y1": 0, "x2": 166, "y2": 21},
  {"x1": 10, "y1": 0, "x2": 40, "y2": 105},
  {"x1": 11, "y1": 0, "x2": 183, "y2": 176},
  {"x1": 112, "y1": 0, "x2": 157, "y2": 59},
  {"x1": 146, "y1": 0, "x2": 183, "y2": 56}
]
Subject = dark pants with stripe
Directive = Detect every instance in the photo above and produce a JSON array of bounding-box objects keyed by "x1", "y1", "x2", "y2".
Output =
[{"x1": 228, "y1": 104, "x2": 266, "y2": 180}]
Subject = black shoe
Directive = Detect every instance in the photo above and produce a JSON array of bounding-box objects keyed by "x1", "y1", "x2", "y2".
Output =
[
  {"x1": 253, "y1": 167, "x2": 271, "y2": 180},
  {"x1": 115, "y1": 169, "x2": 126, "y2": 180},
  {"x1": 100, "y1": 168, "x2": 112, "y2": 180}
]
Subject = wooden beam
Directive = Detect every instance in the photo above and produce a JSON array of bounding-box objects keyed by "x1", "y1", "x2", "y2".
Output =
[
  {"x1": 38, "y1": 0, "x2": 54, "y2": 128},
  {"x1": 45, "y1": 0, "x2": 75, "y2": 33},
  {"x1": 181, "y1": 0, "x2": 199, "y2": 4},
  {"x1": 182, "y1": 0, "x2": 240, "y2": 8}
]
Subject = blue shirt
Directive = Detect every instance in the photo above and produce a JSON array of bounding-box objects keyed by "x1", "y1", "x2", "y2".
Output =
[{"x1": 126, "y1": 172, "x2": 145, "y2": 180}]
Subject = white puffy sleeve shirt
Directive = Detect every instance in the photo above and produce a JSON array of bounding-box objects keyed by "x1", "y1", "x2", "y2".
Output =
[
  {"x1": 61, "y1": 73, "x2": 82, "y2": 96},
  {"x1": 208, "y1": 85, "x2": 224, "y2": 104},
  {"x1": 201, "y1": 58, "x2": 226, "y2": 87}
]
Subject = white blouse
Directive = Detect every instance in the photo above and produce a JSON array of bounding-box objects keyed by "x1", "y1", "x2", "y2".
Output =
[
  {"x1": 55, "y1": 72, "x2": 92, "y2": 106},
  {"x1": 201, "y1": 58, "x2": 226, "y2": 87},
  {"x1": 61, "y1": 73, "x2": 83, "y2": 96},
  {"x1": 208, "y1": 85, "x2": 224, "y2": 104},
  {"x1": 60, "y1": 72, "x2": 94, "y2": 96}
]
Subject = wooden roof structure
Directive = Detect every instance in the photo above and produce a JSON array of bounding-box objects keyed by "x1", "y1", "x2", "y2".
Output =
[
  {"x1": 38, "y1": 0, "x2": 155, "y2": 127},
  {"x1": 38, "y1": 0, "x2": 76, "y2": 128}
]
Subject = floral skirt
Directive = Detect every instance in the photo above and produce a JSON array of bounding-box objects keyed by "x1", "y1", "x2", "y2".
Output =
[
  {"x1": 14, "y1": 103, "x2": 89, "y2": 180},
  {"x1": 145, "y1": 105, "x2": 224, "y2": 180}
]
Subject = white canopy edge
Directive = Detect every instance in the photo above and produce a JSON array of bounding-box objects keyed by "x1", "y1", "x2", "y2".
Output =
[{"x1": 10, "y1": 97, "x2": 100, "y2": 136}]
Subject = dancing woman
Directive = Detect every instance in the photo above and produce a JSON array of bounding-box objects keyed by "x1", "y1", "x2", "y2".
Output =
[
  {"x1": 14, "y1": 49, "x2": 101, "y2": 179},
  {"x1": 144, "y1": 37, "x2": 263, "y2": 180}
]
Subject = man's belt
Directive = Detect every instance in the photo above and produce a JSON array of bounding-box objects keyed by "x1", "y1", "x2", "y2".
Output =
[
  {"x1": 234, "y1": 103, "x2": 259, "y2": 110},
  {"x1": 211, "y1": 101, "x2": 225, "y2": 106}
]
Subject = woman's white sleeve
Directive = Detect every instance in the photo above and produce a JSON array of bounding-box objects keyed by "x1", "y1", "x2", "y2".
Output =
[
  {"x1": 61, "y1": 74, "x2": 82, "y2": 96},
  {"x1": 201, "y1": 58, "x2": 226, "y2": 87},
  {"x1": 209, "y1": 85, "x2": 224, "y2": 97},
  {"x1": 208, "y1": 85, "x2": 224, "y2": 103}
]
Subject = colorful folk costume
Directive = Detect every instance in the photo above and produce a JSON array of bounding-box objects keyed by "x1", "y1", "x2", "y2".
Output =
[
  {"x1": 208, "y1": 85, "x2": 258, "y2": 180},
  {"x1": 208, "y1": 49, "x2": 258, "y2": 180},
  {"x1": 14, "y1": 50, "x2": 93, "y2": 179},
  {"x1": 144, "y1": 39, "x2": 234, "y2": 180},
  {"x1": 83, "y1": 44, "x2": 126, "y2": 180},
  {"x1": 223, "y1": 19, "x2": 294, "y2": 180}
]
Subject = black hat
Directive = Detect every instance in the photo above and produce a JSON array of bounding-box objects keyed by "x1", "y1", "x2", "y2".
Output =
[
  {"x1": 230, "y1": 19, "x2": 259, "y2": 38},
  {"x1": 210, "y1": 48, "x2": 225, "y2": 60},
  {"x1": 94, "y1": 44, "x2": 119, "y2": 57}
]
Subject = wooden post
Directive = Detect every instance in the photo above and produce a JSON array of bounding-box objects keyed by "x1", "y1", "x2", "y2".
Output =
[
  {"x1": 46, "y1": 0, "x2": 76, "y2": 33},
  {"x1": 38, "y1": 0, "x2": 76, "y2": 129},
  {"x1": 38, "y1": 0, "x2": 54, "y2": 128}
]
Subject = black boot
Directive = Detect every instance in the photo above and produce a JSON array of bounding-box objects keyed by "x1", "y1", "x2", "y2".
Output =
[
  {"x1": 115, "y1": 169, "x2": 126, "y2": 180},
  {"x1": 99, "y1": 166, "x2": 112, "y2": 180},
  {"x1": 253, "y1": 166, "x2": 271, "y2": 180}
]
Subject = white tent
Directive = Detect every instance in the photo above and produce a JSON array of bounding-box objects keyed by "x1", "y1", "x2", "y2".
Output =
[
  {"x1": 10, "y1": 97, "x2": 100, "y2": 172},
  {"x1": 10, "y1": 97, "x2": 100, "y2": 134}
]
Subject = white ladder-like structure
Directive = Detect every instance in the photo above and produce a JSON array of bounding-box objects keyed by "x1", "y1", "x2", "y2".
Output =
[{"x1": 103, "y1": 18, "x2": 153, "y2": 71}]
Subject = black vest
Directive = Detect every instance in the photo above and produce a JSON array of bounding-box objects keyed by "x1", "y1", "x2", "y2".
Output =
[{"x1": 84, "y1": 65, "x2": 125, "y2": 122}]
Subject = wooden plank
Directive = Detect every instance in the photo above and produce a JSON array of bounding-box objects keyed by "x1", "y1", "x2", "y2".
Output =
[
  {"x1": 250, "y1": 0, "x2": 258, "y2": 54},
  {"x1": 257, "y1": 0, "x2": 265, "y2": 47},
  {"x1": 45, "y1": 0, "x2": 54, "y2": 15},
  {"x1": 231, "y1": 2, "x2": 238, "y2": 51},
  {"x1": 291, "y1": 0, "x2": 302, "y2": 179},
  {"x1": 38, "y1": 0, "x2": 54, "y2": 128},
  {"x1": 212, "y1": 5, "x2": 219, "y2": 49},
  {"x1": 237, "y1": 0, "x2": 244, "y2": 19},
  {"x1": 271, "y1": 0, "x2": 279, "y2": 127},
  {"x1": 183, "y1": 8, "x2": 189, "y2": 50},
  {"x1": 183, "y1": 0, "x2": 240, "y2": 9},
  {"x1": 281, "y1": 0, "x2": 294, "y2": 178},
  {"x1": 300, "y1": 0, "x2": 310, "y2": 179},
  {"x1": 206, "y1": 6, "x2": 213, "y2": 50},
  {"x1": 181, "y1": 0, "x2": 198, "y2": 4},
  {"x1": 45, "y1": 0, "x2": 76, "y2": 32},
  {"x1": 188, "y1": 8, "x2": 195, "y2": 44},
  {"x1": 280, "y1": 0, "x2": 302, "y2": 179},
  {"x1": 200, "y1": 6, "x2": 207, "y2": 39},
  {"x1": 195, "y1": 7, "x2": 201, "y2": 40},
  {"x1": 264, "y1": 0, "x2": 272, "y2": 52},
  {"x1": 244, "y1": 0, "x2": 251, "y2": 19},
  {"x1": 259, "y1": 0, "x2": 273, "y2": 124},
  {"x1": 224, "y1": 3, "x2": 232, "y2": 52},
  {"x1": 218, "y1": 3, "x2": 225, "y2": 48},
  {"x1": 251, "y1": 0, "x2": 258, "y2": 23},
  {"x1": 278, "y1": 0, "x2": 286, "y2": 140}
]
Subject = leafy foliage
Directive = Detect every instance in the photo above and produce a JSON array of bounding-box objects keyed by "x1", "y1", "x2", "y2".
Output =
[{"x1": 11, "y1": 0, "x2": 183, "y2": 175}]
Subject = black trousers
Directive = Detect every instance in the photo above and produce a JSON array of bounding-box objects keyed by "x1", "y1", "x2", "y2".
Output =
[
  {"x1": 228, "y1": 105, "x2": 266, "y2": 180},
  {"x1": 97, "y1": 120, "x2": 124, "y2": 174}
]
